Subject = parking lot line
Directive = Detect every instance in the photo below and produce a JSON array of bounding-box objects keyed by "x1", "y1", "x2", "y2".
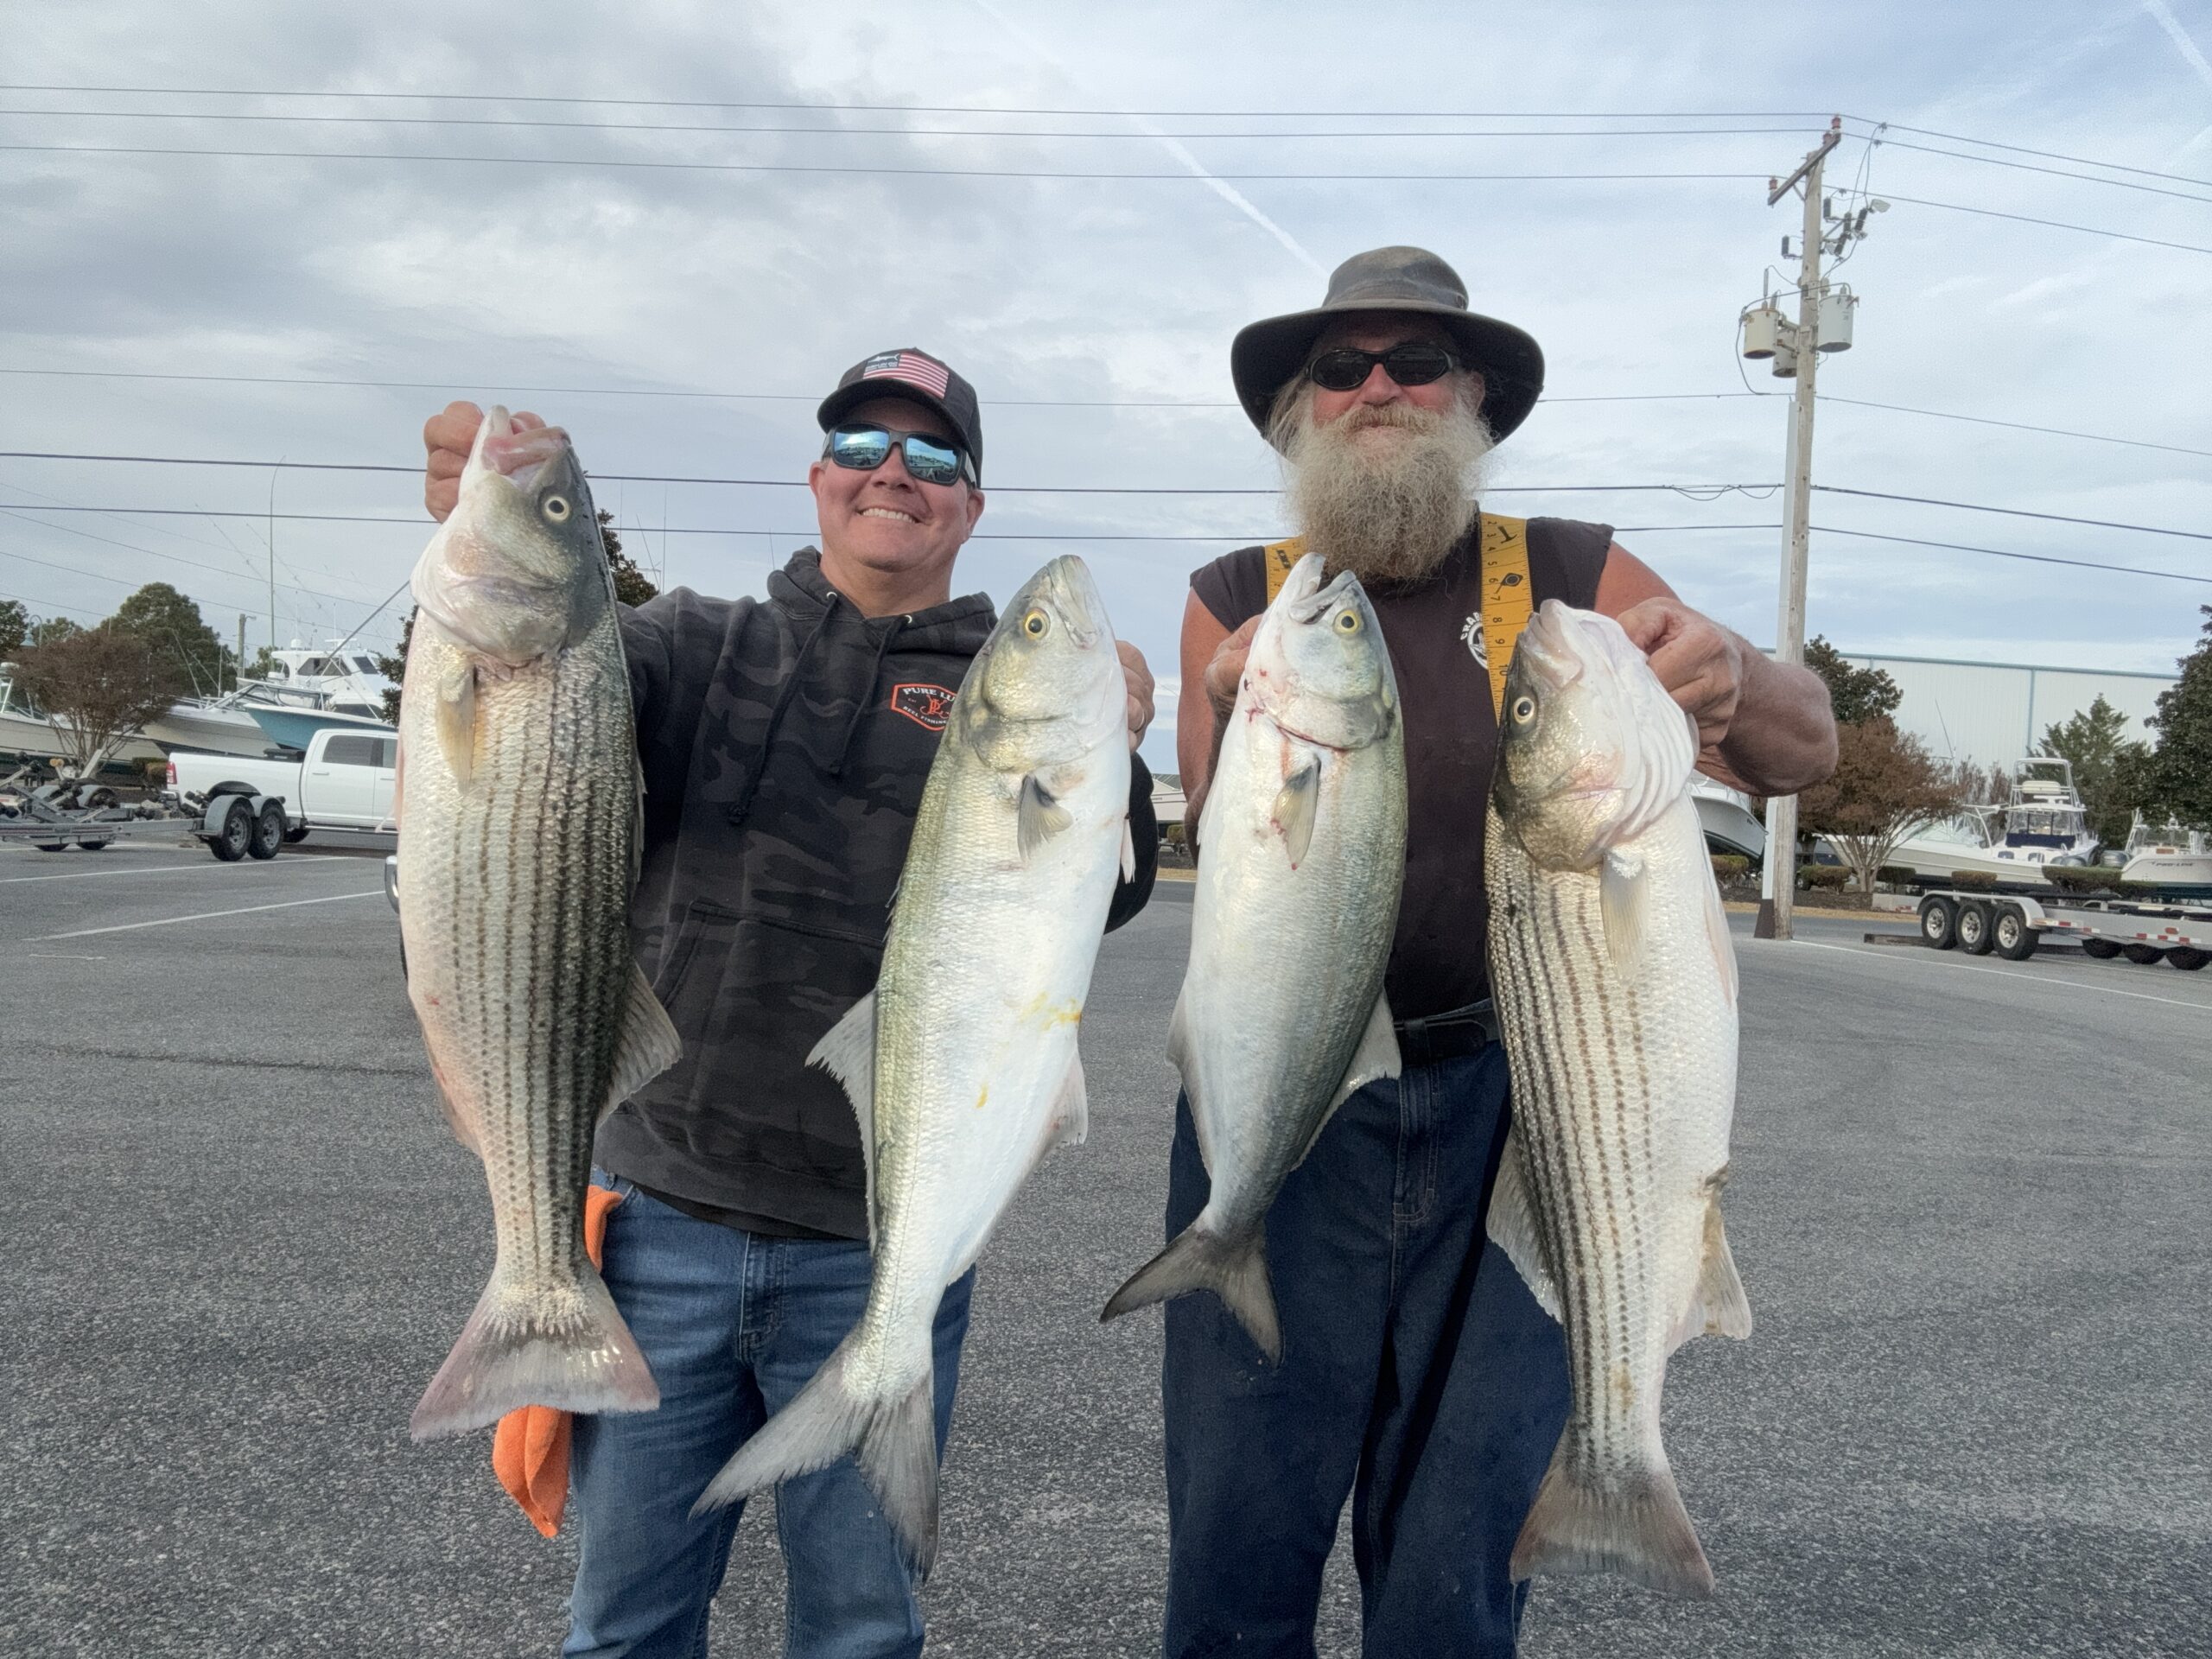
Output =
[
  {"x1": 0, "y1": 855, "x2": 349, "y2": 885},
  {"x1": 35, "y1": 889, "x2": 386, "y2": 940},
  {"x1": 1773, "y1": 936, "x2": 2210, "y2": 1013}
]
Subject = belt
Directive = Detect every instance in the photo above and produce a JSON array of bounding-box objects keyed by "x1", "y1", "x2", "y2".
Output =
[{"x1": 1391, "y1": 999, "x2": 1499, "y2": 1067}]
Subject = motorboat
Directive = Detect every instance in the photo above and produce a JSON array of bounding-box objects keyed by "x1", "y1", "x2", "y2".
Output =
[
  {"x1": 1690, "y1": 774, "x2": 1765, "y2": 861},
  {"x1": 0, "y1": 673, "x2": 165, "y2": 773},
  {"x1": 1884, "y1": 759, "x2": 2101, "y2": 883},
  {"x1": 144, "y1": 642, "x2": 397, "y2": 758},
  {"x1": 245, "y1": 701, "x2": 396, "y2": 752},
  {"x1": 2117, "y1": 813, "x2": 2212, "y2": 898}
]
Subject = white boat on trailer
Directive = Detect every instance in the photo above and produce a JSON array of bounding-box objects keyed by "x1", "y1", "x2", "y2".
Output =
[{"x1": 1885, "y1": 759, "x2": 2101, "y2": 884}]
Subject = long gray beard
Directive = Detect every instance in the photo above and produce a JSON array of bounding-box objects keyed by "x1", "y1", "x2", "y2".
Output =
[{"x1": 1276, "y1": 398, "x2": 1496, "y2": 585}]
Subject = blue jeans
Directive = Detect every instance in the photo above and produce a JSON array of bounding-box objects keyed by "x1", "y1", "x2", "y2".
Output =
[
  {"x1": 564, "y1": 1173, "x2": 975, "y2": 1659},
  {"x1": 1160, "y1": 1048, "x2": 1570, "y2": 1659}
]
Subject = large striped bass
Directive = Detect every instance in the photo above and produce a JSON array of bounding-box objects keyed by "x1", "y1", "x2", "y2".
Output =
[
  {"x1": 1102, "y1": 550, "x2": 1405, "y2": 1359},
  {"x1": 398, "y1": 407, "x2": 678, "y2": 1440},
  {"x1": 694, "y1": 555, "x2": 1132, "y2": 1574},
  {"x1": 1484, "y1": 599, "x2": 1749, "y2": 1597}
]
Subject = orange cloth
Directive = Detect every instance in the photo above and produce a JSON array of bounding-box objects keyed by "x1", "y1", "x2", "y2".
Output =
[{"x1": 491, "y1": 1184, "x2": 626, "y2": 1538}]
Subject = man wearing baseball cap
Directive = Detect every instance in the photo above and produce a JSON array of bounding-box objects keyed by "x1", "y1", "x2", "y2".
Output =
[
  {"x1": 420, "y1": 347, "x2": 1159, "y2": 1657},
  {"x1": 1160, "y1": 250, "x2": 1836, "y2": 1655}
]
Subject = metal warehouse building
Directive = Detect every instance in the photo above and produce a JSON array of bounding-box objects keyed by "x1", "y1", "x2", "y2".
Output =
[{"x1": 1839, "y1": 652, "x2": 2177, "y2": 768}]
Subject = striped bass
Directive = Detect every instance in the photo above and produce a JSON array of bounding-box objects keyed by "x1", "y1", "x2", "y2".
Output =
[
  {"x1": 1102, "y1": 550, "x2": 1405, "y2": 1359},
  {"x1": 1484, "y1": 599, "x2": 1749, "y2": 1597},
  {"x1": 398, "y1": 407, "x2": 678, "y2": 1440},
  {"x1": 694, "y1": 555, "x2": 1132, "y2": 1574}
]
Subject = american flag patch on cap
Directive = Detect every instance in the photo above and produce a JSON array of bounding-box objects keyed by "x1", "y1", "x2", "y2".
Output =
[{"x1": 859, "y1": 350, "x2": 951, "y2": 398}]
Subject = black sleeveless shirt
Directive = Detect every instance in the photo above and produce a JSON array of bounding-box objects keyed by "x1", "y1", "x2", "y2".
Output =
[{"x1": 1190, "y1": 515, "x2": 1611, "y2": 1019}]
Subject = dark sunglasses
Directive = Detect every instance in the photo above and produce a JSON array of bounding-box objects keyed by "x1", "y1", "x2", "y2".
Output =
[
  {"x1": 823, "y1": 423, "x2": 974, "y2": 487},
  {"x1": 1305, "y1": 343, "x2": 1459, "y2": 393}
]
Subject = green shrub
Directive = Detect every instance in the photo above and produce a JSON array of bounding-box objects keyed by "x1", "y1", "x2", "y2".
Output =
[
  {"x1": 1876, "y1": 865, "x2": 1918, "y2": 888},
  {"x1": 1797, "y1": 864, "x2": 1853, "y2": 891},
  {"x1": 1948, "y1": 870, "x2": 1999, "y2": 891},
  {"x1": 2041, "y1": 865, "x2": 2120, "y2": 895},
  {"x1": 1710, "y1": 854, "x2": 1751, "y2": 880}
]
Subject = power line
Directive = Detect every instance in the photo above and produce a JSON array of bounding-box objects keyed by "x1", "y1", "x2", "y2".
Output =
[
  {"x1": 0, "y1": 583, "x2": 107, "y2": 621},
  {"x1": 1872, "y1": 120, "x2": 2212, "y2": 191},
  {"x1": 1876, "y1": 193, "x2": 2212, "y2": 257},
  {"x1": 0, "y1": 86, "x2": 1843, "y2": 118},
  {"x1": 0, "y1": 109, "x2": 1819, "y2": 141},
  {"x1": 0, "y1": 455, "x2": 1786, "y2": 499},
  {"x1": 0, "y1": 507, "x2": 399, "y2": 610},
  {"x1": 1866, "y1": 135, "x2": 2212, "y2": 205},
  {"x1": 6, "y1": 368, "x2": 2202, "y2": 459},
  {"x1": 0, "y1": 143, "x2": 1773, "y2": 183},
  {"x1": 1808, "y1": 525, "x2": 2212, "y2": 587},
  {"x1": 1809, "y1": 486, "x2": 2212, "y2": 543}
]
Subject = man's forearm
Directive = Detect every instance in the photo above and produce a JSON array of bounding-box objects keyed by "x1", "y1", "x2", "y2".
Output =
[{"x1": 1712, "y1": 645, "x2": 1837, "y2": 796}]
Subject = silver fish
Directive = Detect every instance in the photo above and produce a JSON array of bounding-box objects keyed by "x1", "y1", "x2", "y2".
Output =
[
  {"x1": 398, "y1": 407, "x2": 678, "y2": 1440},
  {"x1": 1484, "y1": 599, "x2": 1749, "y2": 1597},
  {"x1": 694, "y1": 555, "x2": 1132, "y2": 1574},
  {"x1": 1102, "y1": 550, "x2": 1406, "y2": 1359}
]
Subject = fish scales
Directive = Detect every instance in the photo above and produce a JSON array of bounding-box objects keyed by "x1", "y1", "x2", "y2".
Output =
[
  {"x1": 399, "y1": 408, "x2": 676, "y2": 1440},
  {"x1": 1101, "y1": 550, "x2": 1405, "y2": 1360},
  {"x1": 1483, "y1": 600, "x2": 1747, "y2": 1599},
  {"x1": 693, "y1": 555, "x2": 1131, "y2": 1575}
]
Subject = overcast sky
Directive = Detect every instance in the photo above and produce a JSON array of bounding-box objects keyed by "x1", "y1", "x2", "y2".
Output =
[{"x1": 4, "y1": 0, "x2": 2209, "y2": 768}]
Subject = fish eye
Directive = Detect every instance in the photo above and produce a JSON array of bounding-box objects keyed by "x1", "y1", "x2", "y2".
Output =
[
  {"x1": 1333, "y1": 608, "x2": 1362, "y2": 634},
  {"x1": 1511, "y1": 695, "x2": 1537, "y2": 723},
  {"x1": 542, "y1": 493, "x2": 571, "y2": 523},
  {"x1": 1022, "y1": 608, "x2": 1051, "y2": 639}
]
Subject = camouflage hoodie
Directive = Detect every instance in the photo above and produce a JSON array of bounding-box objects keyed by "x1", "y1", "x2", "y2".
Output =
[{"x1": 598, "y1": 547, "x2": 1157, "y2": 1240}]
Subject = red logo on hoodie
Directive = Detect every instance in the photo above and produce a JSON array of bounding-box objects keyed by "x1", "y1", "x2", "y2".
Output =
[{"x1": 889, "y1": 683, "x2": 957, "y2": 730}]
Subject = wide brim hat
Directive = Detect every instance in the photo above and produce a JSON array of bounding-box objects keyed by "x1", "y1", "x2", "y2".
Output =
[{"x1": 1230, "y1": 245, "x2": 1545, "y2": 447}]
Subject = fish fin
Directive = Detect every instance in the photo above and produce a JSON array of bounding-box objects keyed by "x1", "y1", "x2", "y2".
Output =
[
  {"x1": 410, "y1": 1259, "x2": 658, "y2": 1440},
  {"x1": 692, "y1": 1337, "x2": 941, "y2": 1579},
  {"x1": 1484, "y1": 1126, "x2": 1562, "y2": 1323},
  {"x1": 1271, "y1": 757, "x2": 1320, "y2": 868},
  {"x1": 1017, "y1": 773, "x2": 1072, "y2": 861},
  {"x1": 1121, "y1": 819, "x2": 1136, "y2": 883},
  {"x1": 434, "y1": 661, "x2": 477, "y2": 786},
  {"x1": 1047, "y1": 1048, "x2": 1089, "y2": 1150},
  {"x1": 1324, "y1": 989, "x2": 1401, "y2": 1122},
  {"x1": 1599, "y1": 849, "x2": 1648, "y2": 979},
  {"x1": 1701, "y1": 863, "x2": 1739, "y2": 1007},
  {"x1": 808, "y1": 992, "x2": 878, "y2": 1247},
  {"x1": 1512, "y1": 1429, "x2": 1714, "y2": 1598},
  {"x1": 1670, "y1": 1185, "x2": 1752, "y2": 1351},
  {"x1": 604, "y1": 963, "x2": 682, "y2": 1120},
  {"x1": 630, "y1": 754, "x2": 646, "y2": 890},
  {"x1": 1101, "y1": 1224, "x2": 1280, "y2": 1362},
  {"x1": 1166, "y1": 988, "x2": 1192, "y2": 1084}
]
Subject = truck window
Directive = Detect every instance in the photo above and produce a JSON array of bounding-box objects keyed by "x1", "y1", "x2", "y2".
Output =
[
  {"x1": 375, "y1": 738, "x2": 398, "y2": 769},
  {"x1": 324, "y1": 734, "x2": 379, "y2": 766}
]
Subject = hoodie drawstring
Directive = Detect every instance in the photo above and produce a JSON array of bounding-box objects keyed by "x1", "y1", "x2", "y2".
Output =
[
  {"x1": 724, "y1": 600, "x2": 838, "y2": 827},
  {"x1": 830, "y1": 616, "x2": 902, "y2": 779}
]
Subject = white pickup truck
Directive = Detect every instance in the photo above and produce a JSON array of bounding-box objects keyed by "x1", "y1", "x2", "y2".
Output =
[{"x1": 168, "y1": 727, "x2": 398, "y2": 847}]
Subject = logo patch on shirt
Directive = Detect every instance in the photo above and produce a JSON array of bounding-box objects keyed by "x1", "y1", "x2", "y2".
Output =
[
  {"x1": 889, "y1": 682, "x2": 957, "y2": 730},
  {"x1": 1460, "y1": 612, "x2": 1487, "y2": 668}
]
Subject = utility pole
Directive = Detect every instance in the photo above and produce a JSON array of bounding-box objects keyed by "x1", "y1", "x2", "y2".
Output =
[{"x1": 236, "y1": 613, "x2": 246, "y2": 694}]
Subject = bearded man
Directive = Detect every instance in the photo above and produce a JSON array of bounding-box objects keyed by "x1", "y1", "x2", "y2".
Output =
[{"x1": 1164, "y1": 248, "x2": 1836, "y2": 1657}]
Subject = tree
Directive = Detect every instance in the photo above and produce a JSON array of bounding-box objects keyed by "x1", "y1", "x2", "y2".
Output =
[
  {"x1": 372, "y1": 510, "x2": 657, "y2": 723},
  {"x1": 2037, "y1": 695, "x2": 2152, "y2": 847},
  {"x1": 29, "y1": 615, "x2": 85, "y2": 648},
  {"x1": 109, "y1": 582, "x2": 235, "y2": 697},
  {"x1": 0, "y1": 599, "x2": 28, "y2": 659},
  {"x1": 1804, "y1": 636, "x2": 1902, "y2": 727},
  {"x1": 11, "y1": 625, "x2": 185, "y2": 775},
  {"x1": 1799, "y1": 717, "x2": 1969, "y2": 899},
  {"x1": 2145, "y1": 605, "x2": 2212, "y2": 831}
]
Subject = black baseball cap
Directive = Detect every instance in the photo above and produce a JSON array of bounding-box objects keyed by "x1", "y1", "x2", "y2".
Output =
[{"x1": 817, "y1": 348, "x2": 984, "y2": 482}]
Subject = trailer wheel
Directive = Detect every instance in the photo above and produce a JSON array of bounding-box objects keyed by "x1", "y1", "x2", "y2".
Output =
[
  {"x1": 2169, "y1": 947, "x2": 2209, "y2": 971},
  {"x1": 32, "y1": 839, "x2": 67, "y2": 853},
  {"x1": 1918, "y1": 895, "x2": 1958, "y2": 950},
  {"x1": 1957, "y1": 901, "x2": 1995, "y2": 955},
  {"x1": 2120, "y1": 943, "x2": 2165, "y2": 966},
  {"x1": 2081, "y1": 937, "x2": 2120, "y2": 960},
  {"x1": 247, "y1": 802, "x2": 285, "y2": 860},
  {"x1": 1993, "y1": 906, "x2": 2037, "y2": 961},
  {"x1": 75, "y1": 840, "x2": 111, "y2": 852},
  {"x1": 211, "y1": 798, "x2": 252, "y2": 861}
]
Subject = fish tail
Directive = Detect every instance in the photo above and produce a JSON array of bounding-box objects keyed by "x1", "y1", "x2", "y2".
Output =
[
  {"x1": 690, "y1": 1335, "x2": 942, "y2": 1578},
  {"x1": 1511, "y1": 1426, "x2": 1715, "y2": 1598},
  {"x1": 410, "y1": 1258, "x2": 658, "y2": 1440},
  {"x1": 1100, "y1": 1221, "x2": 1281, "y2": 1362}
]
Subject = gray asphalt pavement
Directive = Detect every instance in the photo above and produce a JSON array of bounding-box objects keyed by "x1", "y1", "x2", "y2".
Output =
[{"x1": 2, "y1": 844, "x2": 2206, "y2": 1656}]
